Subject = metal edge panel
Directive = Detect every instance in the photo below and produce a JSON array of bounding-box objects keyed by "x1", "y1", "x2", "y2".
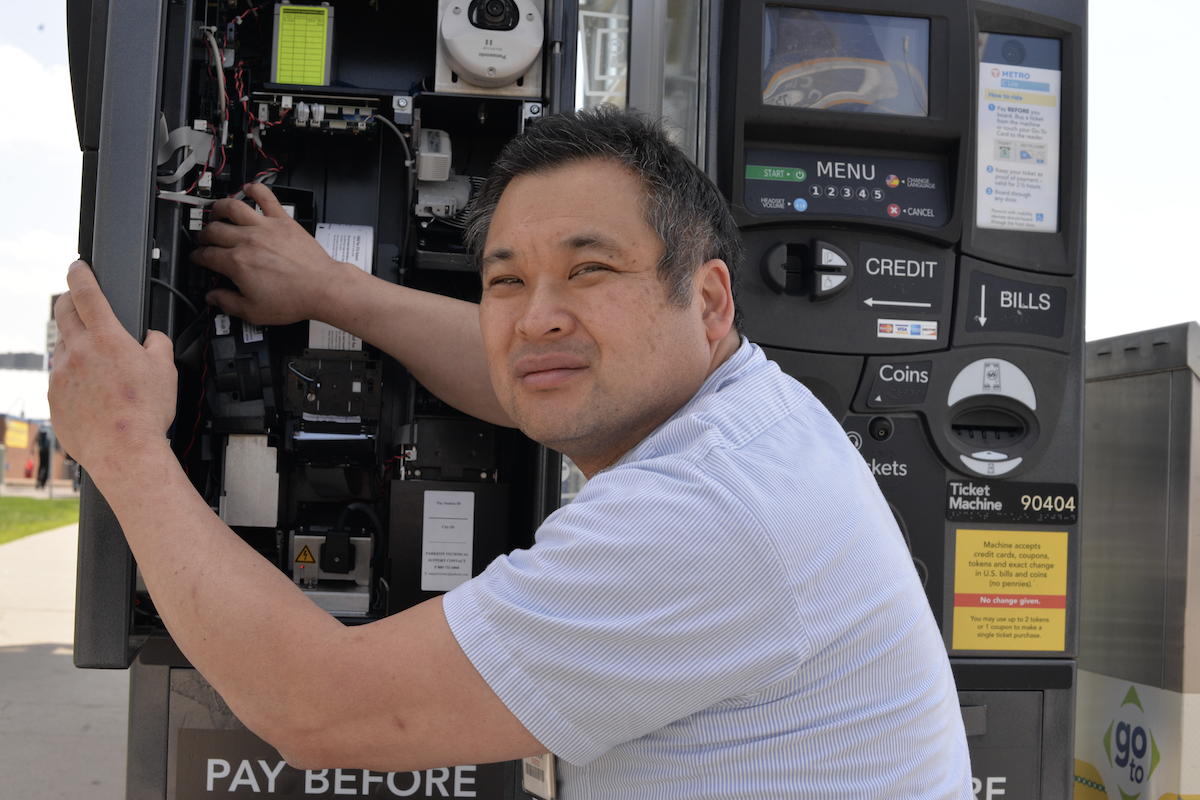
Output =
[
  {"x1": 74, "y1": 471, "x2": 136, "y2": 668},
  {"x1": 1188, "y1": 370, "x2": 1200, "y2": 694},
  {"x1": 126, "y1": 656, "x2": 172, "y2": 800},
  {"x1": 92, "y1": 0, "x2": 162, "y2": 336},
  {"x1": 74, "y1": 0, "x2": 167, "y2": 670},
  {"x1": 627, "y1": 0, "x2": 666, "y2": 117},
  {"x1": 1164, "y1": 368, "x2": 1194, "y2": 692},
  {"x1": 547, "y1": 0, "x2": 578, "y2": 115},
  {"x1": 1041, "y1": 660, "x2": 1077, "y2": 800}
]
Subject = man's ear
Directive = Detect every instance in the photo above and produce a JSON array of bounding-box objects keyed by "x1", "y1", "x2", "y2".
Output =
[{"x1": 696, "y1": 258, "x2": 735, "y2": 344}]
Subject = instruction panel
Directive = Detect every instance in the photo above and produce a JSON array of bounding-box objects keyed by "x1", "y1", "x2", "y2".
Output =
[
  {"x1": 975, "y1": 35, "x2": 1062, "y2": 232},
  {"x1": 952, "y1": 528, "x2": 1068, "y2": 651},
  {"x1": 309, "y1": 224, "x2": 374, "y2": 350},
  {"x1": 421, "y1": 490, "x2": 475, "y2": 592}
]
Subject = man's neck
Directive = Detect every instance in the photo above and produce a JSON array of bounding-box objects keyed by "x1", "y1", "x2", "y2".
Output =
[{"x1": 571, "y1": 332, "x2": 745, "y2": 479}]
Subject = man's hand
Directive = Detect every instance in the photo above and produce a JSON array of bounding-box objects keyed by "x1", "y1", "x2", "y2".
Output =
[
  {"x1": 49, "y1": 261, "x2": 177, "y2": 480},
  {"x1": 191, "y1": 182, "x2": 348, "y2": 325}
]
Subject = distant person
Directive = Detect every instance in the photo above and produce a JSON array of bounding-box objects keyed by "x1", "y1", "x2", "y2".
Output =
[{"x1": 35, "y1": 429, "x2": 50, "y2": 489}]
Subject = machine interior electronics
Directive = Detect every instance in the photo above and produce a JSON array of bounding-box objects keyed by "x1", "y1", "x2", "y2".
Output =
[{"x1": 69, "y1": 1, "x2": 573, "y2": 796}]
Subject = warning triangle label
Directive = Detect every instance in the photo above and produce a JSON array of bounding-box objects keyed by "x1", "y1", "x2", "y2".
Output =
[{"x1": 295, "y1": 545, "x2": 316, "y2": 564}]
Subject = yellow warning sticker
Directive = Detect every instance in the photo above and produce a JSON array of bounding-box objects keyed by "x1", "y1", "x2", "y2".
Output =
[
  {"x1": 295, "y1": 545, "x2": 316, "y2": 564},
  {"x1": 275, "y1": 6, "x2": 328, "y2": 86},
  {"x1": 952, "y1": 529, "x2": 1068, "y2": 652}
]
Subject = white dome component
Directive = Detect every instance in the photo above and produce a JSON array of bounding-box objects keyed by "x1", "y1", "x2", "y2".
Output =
[{"x1": 439, "y1": 0, "x2": 544, "y2": 89}]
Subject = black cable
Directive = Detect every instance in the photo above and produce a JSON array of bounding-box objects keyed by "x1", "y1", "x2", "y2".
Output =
[{"x1": 150, "y1": 277, "x2": 201, "y2": 317}]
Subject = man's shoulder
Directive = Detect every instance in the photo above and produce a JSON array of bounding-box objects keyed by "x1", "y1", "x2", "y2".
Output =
[{"x1": 633, "y1": 341, "x2": 828, "y2": 460}]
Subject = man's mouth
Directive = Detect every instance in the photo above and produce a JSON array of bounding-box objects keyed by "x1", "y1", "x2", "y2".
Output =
[{"x1": 514, "y1": 354, "x2": 589, "y2": 389}]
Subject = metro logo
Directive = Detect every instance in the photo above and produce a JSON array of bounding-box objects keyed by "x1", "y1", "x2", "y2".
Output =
[{"x1": 1103, "y1": 686, "x2": 1161, "y2": 799}]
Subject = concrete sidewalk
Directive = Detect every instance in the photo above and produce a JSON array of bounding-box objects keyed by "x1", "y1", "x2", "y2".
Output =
[
  {"x1": 0, "y1": 523, "x2": 128, "y2": 799},
  {"x1": 0, "y1": 479, "x2": 81, "y2": 500}
]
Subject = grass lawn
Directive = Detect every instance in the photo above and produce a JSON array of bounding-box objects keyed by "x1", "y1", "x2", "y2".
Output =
[{"x1": 0, "y1": 497, "x2": 81, "y2": 546}]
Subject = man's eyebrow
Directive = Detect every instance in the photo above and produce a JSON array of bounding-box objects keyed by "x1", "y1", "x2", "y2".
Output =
[
  {"x1": 481, "y1": 247, "x2": 516, "y2": 271},
  {"x1": 560, "y1": 232, "x2": 625, "y2": 257},
  {"x1": 481, "y1": 233, "x2": 627, "y2": 273}
]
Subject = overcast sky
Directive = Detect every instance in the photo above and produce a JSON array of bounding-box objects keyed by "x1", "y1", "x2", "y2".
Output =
[{"x1": 0, "y1": 0, "x2": 1195, "y2": 420}]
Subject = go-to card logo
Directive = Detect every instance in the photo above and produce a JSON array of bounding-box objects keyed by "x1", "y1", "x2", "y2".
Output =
[{"x1": 1103, "y1": 686, "x2": 1160, "y2": 799}]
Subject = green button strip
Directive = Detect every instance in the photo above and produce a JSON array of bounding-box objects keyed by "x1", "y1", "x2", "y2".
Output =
[{"x1": 745, "y1": 165, "x2": 807, "y2": 182}]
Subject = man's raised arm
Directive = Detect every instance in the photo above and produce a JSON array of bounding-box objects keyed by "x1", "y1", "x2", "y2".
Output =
[
  {"x1": 190, "y1": 182, "x2": 512, "y2": 427},
  {"x1": 49, "y1": 261, "x2": 543, "y2": 771}
]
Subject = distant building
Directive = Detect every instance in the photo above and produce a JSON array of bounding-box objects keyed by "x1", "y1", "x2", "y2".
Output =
[{"x1": 0, "y1": 353, "x2": 44, "y2": 371}]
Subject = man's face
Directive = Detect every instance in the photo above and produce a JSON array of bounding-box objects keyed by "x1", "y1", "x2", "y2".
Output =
[{"x1": 478, "y1": 159, "x2": 717, "y2": 475}]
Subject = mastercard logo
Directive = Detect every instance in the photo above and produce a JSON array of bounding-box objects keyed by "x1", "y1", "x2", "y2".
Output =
[{"x1": 886, "y1": 175, "x2": 900, "y2": 188}]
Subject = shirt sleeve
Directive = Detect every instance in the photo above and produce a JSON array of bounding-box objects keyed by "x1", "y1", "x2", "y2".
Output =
[{"x1": 442, "y1": 457, "x2": 810, "y2": 766}]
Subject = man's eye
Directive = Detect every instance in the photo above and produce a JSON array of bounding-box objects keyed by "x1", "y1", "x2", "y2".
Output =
[
  {"x1": 488, "y1": 276, "x2": 523, "y2": 287},
  {"x1": 573, "y1": 264, "x2": 611, "y2": 277}
]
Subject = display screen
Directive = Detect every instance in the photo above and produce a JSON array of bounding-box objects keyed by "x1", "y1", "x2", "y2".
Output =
[
  {"x1": 975, "y1": 33, "x2": 1062, "y2": 233},
  {"x1": 762, "y1": 7, "x2": 930, "y2": 116}
]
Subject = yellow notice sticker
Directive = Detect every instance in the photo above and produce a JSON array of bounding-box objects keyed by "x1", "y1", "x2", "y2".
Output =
[
  {"x1": 4, "y1": 419, "x2": 29, "y2": 449},
  {"x1": 275, "y1": 6, "x2": 328, "y2": 86},
  {"x1": 295, "y1": 545, "x2": 316, "y2": 564},
  {"x1": 952, "y1": 529, "x2": 1068, "y2": 652}
]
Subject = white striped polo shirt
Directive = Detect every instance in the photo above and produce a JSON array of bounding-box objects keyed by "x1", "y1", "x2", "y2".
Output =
[{"x1": 444, "y1": 340, "x2": 972, "y2": 799}]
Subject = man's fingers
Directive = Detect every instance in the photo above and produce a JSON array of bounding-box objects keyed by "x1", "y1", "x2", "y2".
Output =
[
  {"x1": 243, "y1": 182, "x2": 289, "y2": 218},
  {"x1": 205, "y1": 287, "x2": 246, "y2": 318},
  {"x1": 144, "y1": 329, "x2": 175, "y2": 364},
  {"x1": 54, "y1": 289, "x2": 85, "y2": 342},
  {"x1": 208, "y1": 195, "x2": 263, "y2": 227},
  {"x1": 195, "y1": 219, "x2": 250, "y2": 250},
  {"x1": 64, "y1": 261, "x2": 120, "y2": 334}
]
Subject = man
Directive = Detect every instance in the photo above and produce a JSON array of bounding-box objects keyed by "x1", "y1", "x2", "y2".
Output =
[{"x1": 50, "y1": 107, "x2": 970, "y2": 797}]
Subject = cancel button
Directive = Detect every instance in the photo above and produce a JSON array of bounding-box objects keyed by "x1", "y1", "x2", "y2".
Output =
[{"x1": 867, "y1": 361, "x2": 933, "y2": 408}]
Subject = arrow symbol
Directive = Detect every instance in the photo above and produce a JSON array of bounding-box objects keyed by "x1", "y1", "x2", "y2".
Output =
[
  {"x1": 863, "y1": 298, "x2": 933, "y2": 308},
  {"x1": 979, "y1": 285, "x2": 988, "y2": 326}
]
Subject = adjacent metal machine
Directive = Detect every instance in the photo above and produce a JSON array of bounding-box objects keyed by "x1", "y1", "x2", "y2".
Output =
[
  {"x1": 1076, "y1": 323, "x2": 1200, "y2": 800},
  {"x1": 67, "y1": 0, "x2": 1085, "y2": 797}
]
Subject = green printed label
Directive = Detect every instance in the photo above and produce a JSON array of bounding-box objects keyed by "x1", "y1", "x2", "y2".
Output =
[{"x1": 746, "y1": 165, "x2": 807, "y2": 182}]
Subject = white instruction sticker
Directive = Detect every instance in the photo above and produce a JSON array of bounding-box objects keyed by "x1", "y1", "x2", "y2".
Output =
[
  {"x1": 975, "y1": 37, "x2": 1061, "y2": 232},
  {"x1": 315, "y1": 223, "x2": 374, "y2": 271},
  {"x1": 421, "y1": 491, "x2": 475, "y2": 592},
  {"x1": 242, "y1": 320, "x2": 264, "y2": 343},
  {"x1": 521, "y1": 754, "x2": 557, "y2": 800},
  {"x1": 309, "y1": 322, "x2": 362, "y2": 351},
  {"x1": 310, "y1": 223, "x2": 375, "y2": 350}
]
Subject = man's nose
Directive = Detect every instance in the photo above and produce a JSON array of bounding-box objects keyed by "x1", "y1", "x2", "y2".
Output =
[{"x1": 515, "y1": 281, "x2": 576, "y2": 338}]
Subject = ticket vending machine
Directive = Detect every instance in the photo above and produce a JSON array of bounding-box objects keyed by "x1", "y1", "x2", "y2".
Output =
[
  {"x1": 716, "y1": 1, "x2": 1085, "y2": 797},
  {"x1": 67, "y1": 1, "x2": 574, "y2": 797},
  {"x1": 69, "y1": 0, "x2": 1084, "y2": 795}
]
